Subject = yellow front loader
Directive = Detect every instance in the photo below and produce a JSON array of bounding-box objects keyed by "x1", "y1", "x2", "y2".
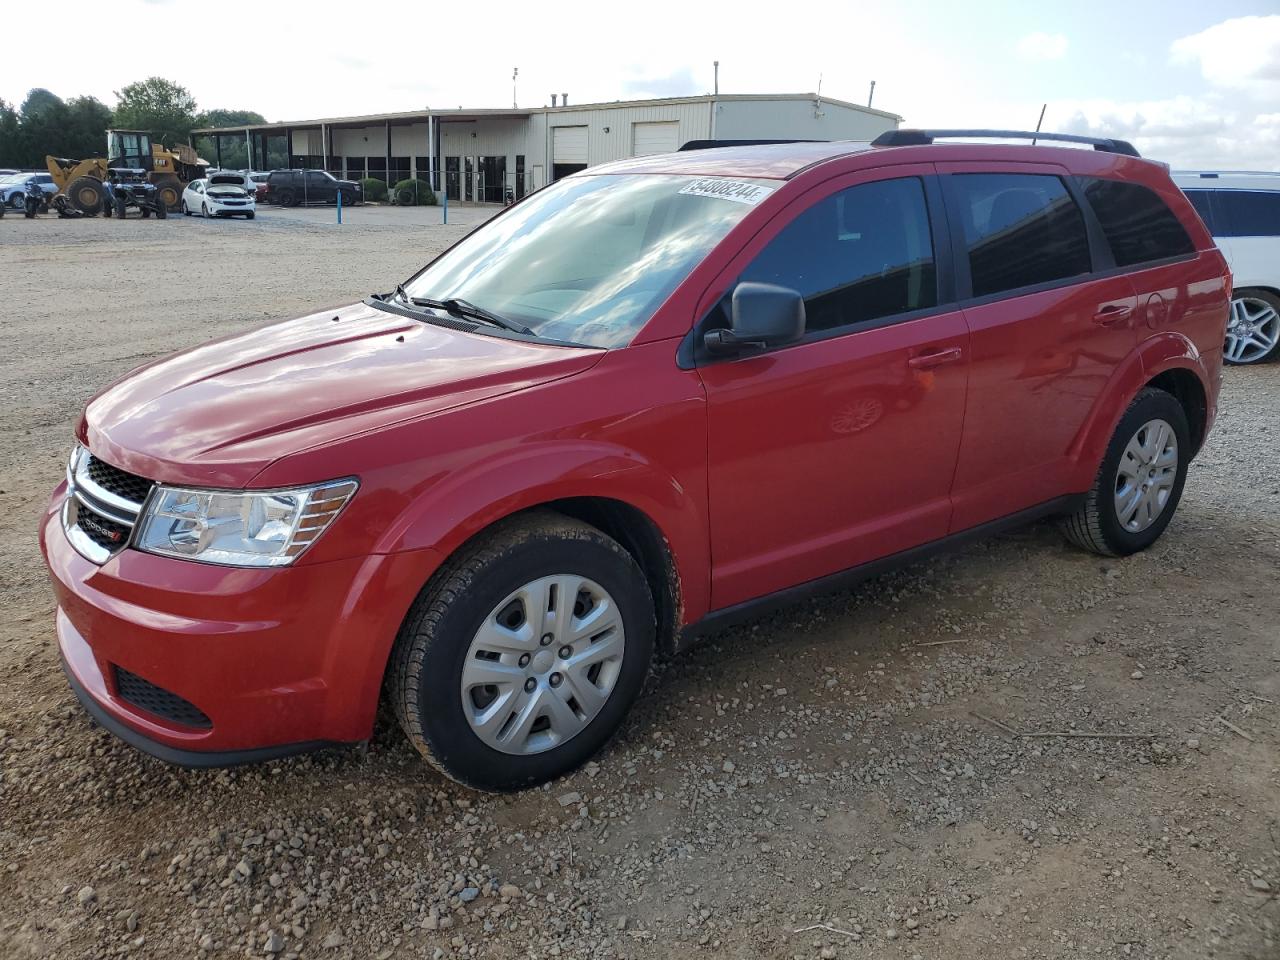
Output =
[{"x1": 46, "y1": 129, "x2": 207, "y2": 214}]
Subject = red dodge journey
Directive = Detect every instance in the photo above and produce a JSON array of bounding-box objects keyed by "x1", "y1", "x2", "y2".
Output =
[{"x1": 40, "y1": 130, "x2": 1229, "y2": 790}]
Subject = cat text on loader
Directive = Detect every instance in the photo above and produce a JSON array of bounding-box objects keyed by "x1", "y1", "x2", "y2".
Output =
[{"x1": 45, "y1": 129, "x2": 206, "y2": 215}]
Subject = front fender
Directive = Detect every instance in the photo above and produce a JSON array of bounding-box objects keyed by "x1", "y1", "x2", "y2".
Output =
[
  {"x1": 1069, "y1": 331, "x2": 1213, "y2": 486},
  {"x1": 374, "y1": 439, "x2": 710, "y2": 624}
]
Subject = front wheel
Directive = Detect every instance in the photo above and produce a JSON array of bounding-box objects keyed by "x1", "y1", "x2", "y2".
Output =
[
  {"x1": 1060, "y1": 387, "x2": 1190, "y2": 557},
  {"x1": 1224, "y1": 290, "x2": 1280, "y2": 365},
  {"x1": 387, "y1": 512, "x2": 655, "y2": 791},
  {"x1": 154, "y1": 202, "x2": 167, "y2": 220}
]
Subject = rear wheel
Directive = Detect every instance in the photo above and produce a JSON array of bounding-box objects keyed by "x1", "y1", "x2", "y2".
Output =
[
  {"x1": 67, "y1": 176, "x2": 104, "y2": 215},
  {"x1": 277, "y1": 188, "x2": 297, "y2": 207},
  {"x1": 387, "y1": 512, "x2": 655, "y2": 791},
  {"x1": 1060, "y1": 388, "x2": 1190, "y2": 557},
  {"x1": 153, "y1": 178, "x2": 181, "y2": 212},
  {"x1": 1224, "y1": 290, "x2": 1280, "y2": 365},
  {"x1": 115, "y1": 197, "x2": 128, "y2": 218},
  {"x1": 154, "y1": 201, "x2": 167, "y2": 220}
]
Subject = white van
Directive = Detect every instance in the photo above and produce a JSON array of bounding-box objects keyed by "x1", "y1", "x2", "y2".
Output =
[{"x1": 1174, "y1": 171, "x2": 1280, "y2": 365}]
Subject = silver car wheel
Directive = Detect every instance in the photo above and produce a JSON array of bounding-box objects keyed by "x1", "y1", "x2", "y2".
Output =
[
  {"x1": 1114, "y1": 418, "x2": 1178, "y2": 533},
  {"x1": 460, "y1": 574, "x2": 625, "y2": 756},
  {"x1": 1225, "y1": 296, "x2": 1280, "y2": 364}
]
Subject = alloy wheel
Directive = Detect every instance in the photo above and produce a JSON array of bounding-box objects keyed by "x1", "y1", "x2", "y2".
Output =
[
  {"x1": 1225, "y1": 296, "x2": 1280, "y2": 364},
  {"x1": 460, "y1": 574, "x2": 625, "y2": 756},
  {"x1": 1114, "y1": 418, "x2": 1178, "y2": 533}
]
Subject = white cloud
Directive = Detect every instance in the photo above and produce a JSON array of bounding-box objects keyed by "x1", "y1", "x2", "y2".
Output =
[
  {"x1": 1171, "y1": 15, "x2": 1280, "y2": 97},
  {"x1": 1055, "y1": 95, "x2": 1278, "y2": 170},
  {"x1": 1015, "y1": 32, "x2": 1068, "y2": 62}
]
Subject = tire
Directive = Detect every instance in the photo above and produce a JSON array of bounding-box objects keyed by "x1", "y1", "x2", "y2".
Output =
[
  {"x1": 1224, "y1": 289, "x2": 1280, "y2": 365},
  {"x1": 387, "y1": 511, "x2": 656, "y2": 791},
  {"x1": 201, "y1": 202, "x2": 209, "y2": 218},
  {"x1": 67, "y1": 176, "x2": 105, "y2": 215},
  {"x1": 278, "y1": 188, "x2": 297, "y2": 207},
  {"x1": 1060, "y1": 387, "x2": 1190, "y2": 557},
  {"x1": 245, "y1": 212, "x2": 255, "y2": 220},
  {"x1": 141, "y1": 208, "x2": 151, "y2": 219},
  {"x1": 115, "y1": 198, "x2": 128, "y2": 219},
  {"x1": 153, "y1": 179, "x2": 181, "y2": 212},
  {"x1": 154, "y1": 202, "x2": 167, "y2": 220},
  {"x1": 101, "y1": 199, "x2": 112, "y2": 218},
  {"x1": 182, "y1": 200, "x2": 191, "y2": 216}
]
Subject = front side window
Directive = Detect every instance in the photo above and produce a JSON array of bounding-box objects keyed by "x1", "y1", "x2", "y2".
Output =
[
  {"x1": 1216, "y1": 190, "x2": 1280, "y2": 238},
  {"x1": 950, "y1": 173, "x2": 1091, "y2": 298},
  {"x1": 737, "y1": 177, "x2": 937, "y2": 333},
  {"x1": 402, "y1": 174, "x2": 771, "y2": 348},
  {"x1": 1083, "y1": 178, "x2": 1194, "y2": 266}
]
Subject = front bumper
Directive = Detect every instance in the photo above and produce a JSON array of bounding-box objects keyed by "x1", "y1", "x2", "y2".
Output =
[
  {"x1": 40, "y1": 487, "x2": 441, "y2": 763},
  {"x1": 207, "y1": 198, "x2": 255, "y2": 216}
]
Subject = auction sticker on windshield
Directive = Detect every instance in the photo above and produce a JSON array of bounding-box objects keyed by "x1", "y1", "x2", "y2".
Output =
[{"x1": 678, "y1": 178, "x2": 774, "y2": 205}]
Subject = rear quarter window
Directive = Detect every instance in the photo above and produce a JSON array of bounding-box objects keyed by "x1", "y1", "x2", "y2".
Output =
[
  {"x1": 1215, "y1": 190, "x2": 1280, "y2": 238},
  {"x1": 1082, "y1": 178, "x2": 1195, "y2": 266}
]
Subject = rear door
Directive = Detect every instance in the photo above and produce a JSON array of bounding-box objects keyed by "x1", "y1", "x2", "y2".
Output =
[
  {"x1": 698, "y1": 166, "x2": 970, "y2": 609},
  {"x1": 940, "y1": 163, "x2": 1138, "y2": 531}
]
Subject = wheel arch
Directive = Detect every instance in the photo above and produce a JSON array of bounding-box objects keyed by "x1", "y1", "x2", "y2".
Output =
[{"x1": 1070, "y1": 332, "x2": 1215, "y2": 480}]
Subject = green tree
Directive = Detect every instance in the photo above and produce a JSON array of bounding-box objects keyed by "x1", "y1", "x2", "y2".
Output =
[
  {"x1": 0, "y1": 99, "x2": 20, "y2": 168},
  {"x1": 17, "y1": 88, "x2": 70, "y2": 165},
  {"x1": 113, "y1": 77, "x2": 198, "y2": 146},
  {"x1": 63, "y1": 96, "x2": 113, "y2": 160},
  {"x1": 194, "y1": 109, "x2": 268, "y2": 169}
]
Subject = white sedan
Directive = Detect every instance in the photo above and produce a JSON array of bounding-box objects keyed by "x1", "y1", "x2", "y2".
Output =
[{"x1": 181, "y1": 173, "x2": 256, "y2": 219}]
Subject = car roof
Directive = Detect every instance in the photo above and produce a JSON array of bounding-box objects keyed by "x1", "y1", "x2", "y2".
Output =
[{"x1": 585, "y1": 138, "x2": 1168, "y2": 182}]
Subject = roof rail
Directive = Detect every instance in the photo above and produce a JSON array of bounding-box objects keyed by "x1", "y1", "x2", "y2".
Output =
[
  {"x1": 871, "y1": 129, "x2": 1141, "y2": 157},
  {"x1": 1173, "y1": 170, "x2": 1280, "y2": 178},
  {"x1": 679, "y1": 139, "x2": 823, "y2": 151}
]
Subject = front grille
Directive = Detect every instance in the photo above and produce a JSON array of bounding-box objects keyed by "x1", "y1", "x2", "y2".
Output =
[
  {"x1": 77, "y1": 508, "x2": 130, "y2": 551},
  {"x1": 86, "y1": 456, "x2": 153, "y2": 504},
  {"x1": 114, "y1": 667, "x2": 212, "y2": 729},
  {"x1": 64, "y1": 450, "x2": 153, "y2": 564}
]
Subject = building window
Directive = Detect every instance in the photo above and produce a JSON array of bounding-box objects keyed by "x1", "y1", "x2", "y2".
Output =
[
  {"x1": 390, "y1": 156, "x2": 411, "y2": 185},
  {"x1": 345, "y1": 157, "x2": 365, "y2": 181},
  {"x1": 367, "y1": 157, "x2": 387, "y2": 183}
]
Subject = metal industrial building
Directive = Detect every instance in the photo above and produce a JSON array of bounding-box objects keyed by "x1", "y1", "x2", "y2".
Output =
[{"x1": 192, "y1": 93, "x2": 901, "y2": 202}]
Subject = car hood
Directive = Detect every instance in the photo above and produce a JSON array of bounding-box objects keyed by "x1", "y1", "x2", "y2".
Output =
[
  {"x1": 209, "y1": 174, "x2": 249, "y2": 187},
  {"x1": 80, "y1": 300, "x2": 604, "y2": 488}
]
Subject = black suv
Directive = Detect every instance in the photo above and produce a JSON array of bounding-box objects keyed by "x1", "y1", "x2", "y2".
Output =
[{"x1": 266, "y1": 169, "x2": 363, "y2": 206}]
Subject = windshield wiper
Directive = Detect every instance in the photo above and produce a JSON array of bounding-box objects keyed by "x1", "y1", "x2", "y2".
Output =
[{"x1": 409, "y1": 295, "x2": 534, "y2": 336}]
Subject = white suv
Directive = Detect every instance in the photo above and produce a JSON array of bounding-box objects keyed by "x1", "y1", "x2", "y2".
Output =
[{"x1": 1174, "y1": 171, "x2": 1280, "y2": 365}]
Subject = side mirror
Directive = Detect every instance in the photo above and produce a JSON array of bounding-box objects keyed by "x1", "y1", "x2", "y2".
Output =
[{"x1": 704, "y1": 282, "x2": 806, "y2": 356}]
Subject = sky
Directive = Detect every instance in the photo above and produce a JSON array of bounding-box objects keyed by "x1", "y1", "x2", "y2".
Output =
[{"x1": 2, "y1": 0, "x2": 1277, "y2": 170}]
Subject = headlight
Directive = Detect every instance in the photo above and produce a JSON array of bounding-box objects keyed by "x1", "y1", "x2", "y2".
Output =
[{"x1": 135, "y1": 479, "x2": 357, "y2": 567}]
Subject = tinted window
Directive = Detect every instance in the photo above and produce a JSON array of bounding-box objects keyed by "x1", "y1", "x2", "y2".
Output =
[
  {"x1": 738, "y1": 177, "x2": 937, "y2": 333},
  {"x1": 1216, "y1": 190, "x2": 1280, "y2": 237},
  {"x1": 1082, "y1": 178, "x2": 1194, "y2": 266},
  {"x1": 950, "y1": 174, "x2": 1091, "y2": 298},
  {"x1": 1183, "y1": 189, "x2": 1217, "y2": 233}
]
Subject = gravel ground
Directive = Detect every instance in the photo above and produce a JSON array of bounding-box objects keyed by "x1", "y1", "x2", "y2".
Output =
[{"x1": 0, "y1": 212, "x2": 1276, "y2": 960}]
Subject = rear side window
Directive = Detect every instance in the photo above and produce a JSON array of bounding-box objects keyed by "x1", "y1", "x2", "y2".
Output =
[
  {"x1": 1082, "y1": 178, "x2": 1195, "y2": 266},
  {"x1": 1183, "y1": 189, "x2": 1217, "y2": 233},
  {"x1": 948, "y1": 174, "x2": 1091, "y2": 298},
  {"x1": 738, "y1": 177, "x2": 937, "y2": 333},
  {"x1": 1215, "y1": 190, "x2": 1280, "y2": 238}
]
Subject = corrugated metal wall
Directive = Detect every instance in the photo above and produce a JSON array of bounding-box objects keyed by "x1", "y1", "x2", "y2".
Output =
[{"x1": 713, "y1": 99, "x2": 897, "y2": 142}]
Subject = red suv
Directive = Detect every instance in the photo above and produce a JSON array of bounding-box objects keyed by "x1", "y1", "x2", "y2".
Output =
[{"x1": 40, "y1": 130, "x2": 1229, "y2": 791}]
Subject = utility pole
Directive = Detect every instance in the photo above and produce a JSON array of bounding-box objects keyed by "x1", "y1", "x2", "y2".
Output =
[{"x1": 513, "y1": 67, "x2": 519, "y2": 109}]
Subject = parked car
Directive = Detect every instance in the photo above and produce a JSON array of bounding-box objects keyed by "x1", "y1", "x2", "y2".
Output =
[
  {"x1": 248, "y1": 171, "x2": 270, "y2": 202},
  {"x1": 266, "y1": 169, "x2": 362, "y2": 206},
  {"x1": 181, "y1": 173, "x2": 256, "y2": 219},
  {"x1": 1174, "y1": 171, "x2": 1280, "y2": 365},
  {"x1": 2, "y1": 171, "x2": 56, "y2": 208},
  {"x1": 40, "y1": 130, "x2": 1228, "y2": 791}
]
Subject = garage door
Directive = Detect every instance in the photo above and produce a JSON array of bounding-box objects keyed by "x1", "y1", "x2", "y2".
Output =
[
  {"x1": 632, "y1": 121, "x2": 679, "y2": 157},
  {"x1": 552, "y1": 126, "x2": 588, "y2": 164}
]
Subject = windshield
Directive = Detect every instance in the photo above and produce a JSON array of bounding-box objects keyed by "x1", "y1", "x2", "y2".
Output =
[{"x1": 402, "y1": 174, "x2": 773, "y2": 348}]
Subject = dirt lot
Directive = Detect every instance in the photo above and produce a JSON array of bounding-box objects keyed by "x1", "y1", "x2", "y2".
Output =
[{"x1": 0, "y1": 212, "x2": 1276, "y2": 960}]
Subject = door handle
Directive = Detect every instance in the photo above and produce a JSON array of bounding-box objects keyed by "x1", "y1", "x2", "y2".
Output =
[
  {"x1": 907, "y1": 346, "x2": 963, "y2": 370},
  {"x1": 1092, "y1": 304, "x2": 1133, "y2": 326}
]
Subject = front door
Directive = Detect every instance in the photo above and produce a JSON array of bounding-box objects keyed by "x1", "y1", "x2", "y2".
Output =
[
  {"x1": 938, "y1": 164, "x2": 1138, "y2": 530},
  {"x1": 699, "y1": 168, "x2": 969, "y2": 610}
]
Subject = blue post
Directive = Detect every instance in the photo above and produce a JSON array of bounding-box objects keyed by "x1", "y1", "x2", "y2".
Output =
[{"x1": 336, "y1": 188, "x2": 342, "y2": 225}]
